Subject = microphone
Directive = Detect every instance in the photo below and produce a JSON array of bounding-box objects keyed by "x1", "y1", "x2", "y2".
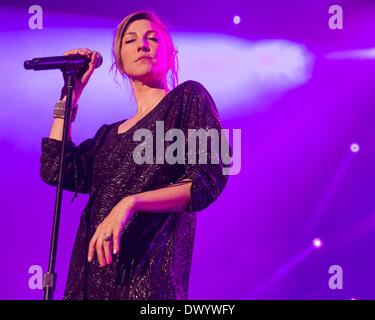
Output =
[{"x1": 24, "y1": 52, "x2": 103, "y2": 71}]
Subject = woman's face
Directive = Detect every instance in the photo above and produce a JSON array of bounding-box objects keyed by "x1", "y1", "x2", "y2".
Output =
[{"x1": 120, "y1": 19, "x2": 169, "y2": 83}]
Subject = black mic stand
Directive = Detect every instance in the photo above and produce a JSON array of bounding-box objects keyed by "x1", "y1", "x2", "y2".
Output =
[{"x1": 43, "y1": 68, "x2": 78, "y2": 300}]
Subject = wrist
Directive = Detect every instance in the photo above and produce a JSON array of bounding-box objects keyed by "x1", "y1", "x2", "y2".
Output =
[
  {"x1": 53, "y1": 100, "x2": 78, "y2": 122},
  {"x1": 120, "y1": 195, "x2": 138, "y2": 214},
  {"x1": 62, "y1": 95, "x2": 79, "y2": 105}
]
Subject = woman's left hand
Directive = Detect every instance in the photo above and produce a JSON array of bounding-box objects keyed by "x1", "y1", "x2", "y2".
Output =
[{"x1": 88, "y1": 196, "x2": 137, "y2": 267}]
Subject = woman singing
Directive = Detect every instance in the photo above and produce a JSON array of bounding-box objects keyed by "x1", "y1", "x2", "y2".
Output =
[{"x1": 40, "y1": 10, "x2": 229, "y2": 300}]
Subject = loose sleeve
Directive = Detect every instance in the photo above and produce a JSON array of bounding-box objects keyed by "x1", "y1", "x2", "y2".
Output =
[
  {"x1": 177, "y1": 81, "x2": 231, "y2": 212},
  {"x1": 40, "y1": 124, "x2": 108, "y2": 201}
]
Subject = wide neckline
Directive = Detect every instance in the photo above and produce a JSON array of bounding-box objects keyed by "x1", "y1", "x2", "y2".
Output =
[{"x1": 116, "y1": 83, "x2": 183, "y2": 137}]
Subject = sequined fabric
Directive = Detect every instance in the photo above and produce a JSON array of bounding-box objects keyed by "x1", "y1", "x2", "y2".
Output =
[{"x1": 40, "y1": 80, "x2": 229, "y2": 300}]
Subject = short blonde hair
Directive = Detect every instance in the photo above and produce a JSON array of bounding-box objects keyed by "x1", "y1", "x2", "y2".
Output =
[{"x1": 110, "y1": 11, "x2": 179, "y2": 89}]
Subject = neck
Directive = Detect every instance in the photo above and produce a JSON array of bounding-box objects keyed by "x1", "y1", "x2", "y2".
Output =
[{"x1": 129, "y1": 77, "x2": 170, "y2": 115}]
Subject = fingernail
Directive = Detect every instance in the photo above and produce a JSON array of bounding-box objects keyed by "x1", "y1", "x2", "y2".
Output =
[
  {"x1": 113, "y1": 248, "x2": 117, "y2": 254},
  {"x1": 88, "y1": 256, "x2": 91, "y2": 262}
]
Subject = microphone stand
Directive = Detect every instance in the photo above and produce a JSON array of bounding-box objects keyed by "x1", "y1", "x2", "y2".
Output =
[{"x1": 43, "y1": 68, "x2": 78, "y2": 300}]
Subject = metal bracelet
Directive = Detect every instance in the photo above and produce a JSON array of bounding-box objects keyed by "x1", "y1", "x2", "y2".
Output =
[{"x1": 53, "y1": 100, "x2": 78, "y2": 122}]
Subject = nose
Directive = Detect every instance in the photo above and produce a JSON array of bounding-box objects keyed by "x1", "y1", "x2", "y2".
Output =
[{"x1": 137, "y1": 39, "x2": 150, "y2": 52}]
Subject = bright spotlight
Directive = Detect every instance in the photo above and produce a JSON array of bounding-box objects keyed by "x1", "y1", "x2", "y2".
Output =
[
  {"x1": 233, "y1": 16, "x2": 241, "y2": 24},
  {"x1": 350, "y1": 143, "x2": 359, "y2": 153},
  {"x1": 312, "y1": 237, "x2": 323, "y2": 249}
]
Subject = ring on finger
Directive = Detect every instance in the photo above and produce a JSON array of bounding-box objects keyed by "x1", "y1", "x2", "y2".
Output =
[{"x1": 103, "y1": 235, "x2": 111, "y2": 241}]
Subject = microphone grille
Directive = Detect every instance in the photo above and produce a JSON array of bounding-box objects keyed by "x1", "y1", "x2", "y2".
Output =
[{"x1": 95, "y1": 52, "x2": 103, "y2": 69}]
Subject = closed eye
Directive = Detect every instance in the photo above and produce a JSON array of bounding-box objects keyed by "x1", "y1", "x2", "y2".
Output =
[{"x1": 124, "y1": 38, "x2": 158, "y2": 44}]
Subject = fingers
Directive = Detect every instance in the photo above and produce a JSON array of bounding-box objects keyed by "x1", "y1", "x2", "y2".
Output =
[
  {"x1": 91, "y1": 51, "x2": 98, "y2": 65},
  {"x1": 113, "y1": 229, "x2": 120, "y2": 255},
  {"x1": 85, "y1": 51, "x2": 97, "y2": 77},
  {"x1": 88, "y1": 231, "x2": 106, "y2": 266},
  {"x1": 104, "y1": 239, "x2": 113, "y2": 265},
  {"x1": 88, "y1": 232, "x2": 97, "y2": 263},
  {"x1": 62, "y1": 48, "x2": 96, "y2": 87},
  {"x1": 63, "y1": 48, "x2": 91, "y2": 59},
  {"x1": 88, "y1": 215, "x2": 124, "y2": 267},
  {"x1": 80, "y1": 50, "x2": 97, "y2": 84},
  {"x1": 88, "y1": 230, "x2": 117, "y2": 267},
  {"x1": 96, "y1": 237, "x2": 106, "y2": 267}
]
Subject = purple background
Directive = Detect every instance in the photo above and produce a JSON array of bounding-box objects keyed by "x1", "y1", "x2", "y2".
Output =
[{"x1": 1, "y1": 0, "x2": 375, "y2": 300}]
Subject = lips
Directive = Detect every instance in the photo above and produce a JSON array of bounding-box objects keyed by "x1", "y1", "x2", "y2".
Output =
[{"x1": 136, "y1": 56, "x2": 152, "y2": 62}]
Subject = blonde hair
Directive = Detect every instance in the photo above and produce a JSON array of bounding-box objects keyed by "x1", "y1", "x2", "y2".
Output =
[{"x1": 110, "y1": 11, "x2": 179, "y2": 89}]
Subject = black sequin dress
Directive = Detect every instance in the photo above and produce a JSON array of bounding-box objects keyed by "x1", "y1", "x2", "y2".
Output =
[{"x1": 40, "y1": 80, "x2": 229, "y2": 300}]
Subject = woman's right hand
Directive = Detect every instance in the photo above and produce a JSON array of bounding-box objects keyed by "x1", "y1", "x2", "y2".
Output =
[{"x1": 62, "y1": 48, "x2": 98, "y2": 104}]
